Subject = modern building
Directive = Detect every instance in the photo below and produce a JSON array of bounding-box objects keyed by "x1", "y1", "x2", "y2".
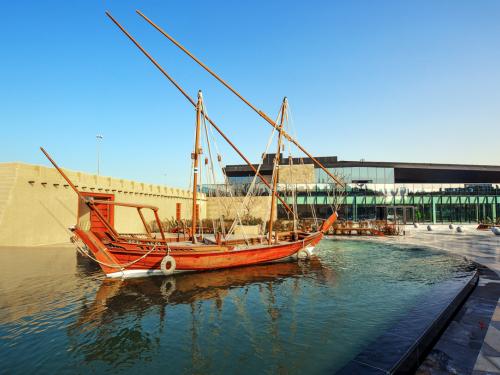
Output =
[{"x1": 221, "y1": 155, "x2": 500, "y2": 224}]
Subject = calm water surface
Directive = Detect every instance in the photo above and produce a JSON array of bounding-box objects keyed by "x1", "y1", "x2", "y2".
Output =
[{"x1": 0, "y1": 240, "x2": 475, "y2": 374}]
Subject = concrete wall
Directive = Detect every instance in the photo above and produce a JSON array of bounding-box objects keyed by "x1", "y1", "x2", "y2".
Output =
[
  {"x1": 0, "y1": 163, "x2": 206, "y2": 247},
  {"x1": 279, "y1": 164, "x2": 315, "y2": 184},
  {"x1": 206, "y1": 195, "x2": 273, "y2": 222},
  {"x1": 203, "y1": 164, "x2": 315, "y2": 223}
]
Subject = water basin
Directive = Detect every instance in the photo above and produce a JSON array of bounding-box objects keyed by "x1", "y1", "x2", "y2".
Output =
[{"x1": 0, "y1": 239, "x2": 476, "y2": 374}]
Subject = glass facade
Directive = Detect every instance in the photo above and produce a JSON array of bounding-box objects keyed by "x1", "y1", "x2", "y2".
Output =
[
  {"x1": 275, "y1": 182, "x2": 500, "y2": 224},
  {"x1": 218, "y1": 164, "x2": 500, "y2": 224},
  {"x1": 228, "y1": 175, "x2": 271, "y2": 185},
  {"x1": 315, "y1": 167, "x2": 395, "y2": 185}
]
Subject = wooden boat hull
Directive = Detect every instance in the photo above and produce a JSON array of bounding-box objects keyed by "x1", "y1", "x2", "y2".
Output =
[{"x1": 75, "y1": 228, "x2": 324, "y2": 278}]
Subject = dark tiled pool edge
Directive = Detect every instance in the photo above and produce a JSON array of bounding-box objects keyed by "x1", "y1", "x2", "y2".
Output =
[
  {"x1": 418, "y1": 264, "x2": 500, "y2": 375},
  {"x1": 337, "y1": 270, "x2": 479, "y2": 374}
]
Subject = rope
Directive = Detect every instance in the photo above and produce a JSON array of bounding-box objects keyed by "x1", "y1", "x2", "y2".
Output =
[
  {"x1": 73, "y1": 237, "x2": 159, "y2": 270},
  {"x1": 299, "y1": 157, "x2": 318, "y2": 228},
  {"x1": 287, "y1": 100, "x2": 345, "y2": 220},
  {"x1": 283, "y1": 104, "x2": 298, "y2": 232},
  {"x1": 201, "y1": 101, "x2": 248, "y2": 244},
  {"x1": 201, "y1": 101, "x2": 223, "y2": 232},
  {"x1": 226, "y1": 105, "x2": 282, "y2": 237}
]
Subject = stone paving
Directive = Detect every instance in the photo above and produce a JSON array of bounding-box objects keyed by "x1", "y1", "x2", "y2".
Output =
[
  {"x1": 416, "y1": 265, "x2": 499, "y2": 375},
  {"x1": 473, "y1": 299, "x2": 500, "y2": 374},
  {"x1": 340, "y1": 225, "x2": 500, "y2": 374},
  {"x1": 396, "y1": 225, "x2": 500, "y2": 277}
]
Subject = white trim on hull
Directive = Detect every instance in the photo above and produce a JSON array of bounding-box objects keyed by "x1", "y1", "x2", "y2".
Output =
[
  {"x1": 106, "y1": 269, "x2": 189, "y2": 279},
  {"x1": 106, "y1": 245, "x2": 317, "y2": 279}
]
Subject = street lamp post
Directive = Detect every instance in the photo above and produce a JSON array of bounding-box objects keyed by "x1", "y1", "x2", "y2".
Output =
[{"x1": 96, "y1": 134, "x2": 103, "y2": 176}]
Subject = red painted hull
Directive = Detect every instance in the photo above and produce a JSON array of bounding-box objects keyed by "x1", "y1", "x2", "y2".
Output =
[{"x1": 75, "y1": 228, "x2": 324, "y2": 278}]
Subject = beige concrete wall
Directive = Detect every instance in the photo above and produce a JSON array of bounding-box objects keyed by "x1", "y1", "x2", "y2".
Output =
[
  {"x1": 206, "y1": 195, "x2": 273, "y2": 222},
  {"x1": 203, "y1": 164, "x2": 315, "y2": 223},
  {"x1": 0, "y1": 163, "x2": 206, "y2": 247},
  {"x1": 278, "y1": 164, "x2": 315, "y2": 184}
]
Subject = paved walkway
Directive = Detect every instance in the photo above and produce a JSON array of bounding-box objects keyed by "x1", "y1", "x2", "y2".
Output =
[
  {"x1": 343, "y1": 225, "x2": 500, "y2": 374},
  {"x1": 473, "y1": 298, "x2": 500, "y2": 374},
  {"x1": 392, "y1": 224, "x2": 500, "y2": 276}
]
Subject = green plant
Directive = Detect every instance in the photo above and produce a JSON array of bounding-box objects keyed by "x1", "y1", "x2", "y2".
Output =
[{"x1": 240, "y1": 216, "x2": 263, "y2": 226}]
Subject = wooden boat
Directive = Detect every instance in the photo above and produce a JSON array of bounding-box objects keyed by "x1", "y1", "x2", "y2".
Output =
[
  {"x1": 41, "y1": 148, "x2": 336, "y2": 278},
  {"x1": 40, "y1": 12, "x2": 344, "y2": 279}
]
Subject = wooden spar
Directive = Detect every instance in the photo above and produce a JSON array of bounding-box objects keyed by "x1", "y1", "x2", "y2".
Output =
[
  {"x1": 105, "y1": 12, "x2": 295, "y2": 215},
  {"x1": 40, "y1": 147, "x2": 121, "y2": 239},
  {"x1": 40, "y1": 147, "x2": 169, "y2": 241},
  {"x1": 40, "y1": 147, "x2": 86, "y2": 201},
  {"x1": 153, "y1": 209, "x2": 166, "y2": 241},
  {"x1": 136, "y1": 10, "x2": 259, "y2": 118},
  {"x1": 268, "y1": 98, "x2": 287, "y2": 244},
  {"x1": 137, "y1": 208, "x2": 153, "y2": 237},
  {"x1": 90, "y1": 200, "x2": 160, "y2": 210},
  {"x1": 191, "y1": 91, "x2": 203, "y2": 243},
  {"x1": 135, "y1": 10, "x2": 345, "y2": 188}
]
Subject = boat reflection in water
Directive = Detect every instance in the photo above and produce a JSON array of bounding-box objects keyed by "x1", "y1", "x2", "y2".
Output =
[
  {"x1": 2, "y1": 241, "x2": 476, "y2": 374},
  {"x1": 68, "y1": 256, "x2": 336, "y2": 373}
]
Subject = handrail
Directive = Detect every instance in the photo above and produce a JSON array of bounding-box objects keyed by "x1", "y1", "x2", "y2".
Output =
[
  {"x1": 92, "y1": 199, "x2": 166, "y2": 240},
  {"x1": 91, "y1": 199, "x2": 159, "y2": 211}
]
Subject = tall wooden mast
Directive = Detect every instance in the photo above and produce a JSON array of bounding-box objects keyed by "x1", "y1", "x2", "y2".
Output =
[
  {"x1": 105, "y1": 11, "x2": 296, "y2": 216},
  {"x1": 191, "y1": 90, "x2": 203, "y2": 243},
  {"x1": 268, "y1": 98, "x2": 287, "y2": 244},
  {"x1": 136, "y1": 10, "x2": 345, "y2": 188}
]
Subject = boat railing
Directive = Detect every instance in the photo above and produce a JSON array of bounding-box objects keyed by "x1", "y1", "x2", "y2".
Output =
[{"x1": 90, "y1": 199, "x2": 166, "y2": 241}]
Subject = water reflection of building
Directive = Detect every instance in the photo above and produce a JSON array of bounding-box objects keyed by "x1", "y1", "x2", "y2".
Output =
[{"x1": 211, "y1": 155, "x2": 500, "y2": 224}]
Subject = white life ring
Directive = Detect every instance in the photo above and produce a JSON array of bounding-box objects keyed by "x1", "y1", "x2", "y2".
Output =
[
  {"x1": 297, "y1": 249, "x2": 309, "y2": 260},
  {"x1": 160, "y1": 277, "x2": 176, "y2": 299},
  {"x1": 160, "y1": 255, "x2": 176, "y2": 275}
]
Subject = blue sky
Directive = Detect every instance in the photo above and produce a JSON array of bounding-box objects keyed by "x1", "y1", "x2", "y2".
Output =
[{"x1": 1, "y1": 0, "x2": 499, "y2": 188}]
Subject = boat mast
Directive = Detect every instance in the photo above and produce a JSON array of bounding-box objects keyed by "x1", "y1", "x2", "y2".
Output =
[
  {"x1": 104, "y1": 12, "x2": 296, "y2": 216},
  {"x1": 191, "y1": 90, "x2": 203, "y2": 243},
  {"x1": 268, "y1": 98, "x2": 287, "y2": 244},
  {"x1": 136, "y1": 10, "x2": 345, "y2": 188}
]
